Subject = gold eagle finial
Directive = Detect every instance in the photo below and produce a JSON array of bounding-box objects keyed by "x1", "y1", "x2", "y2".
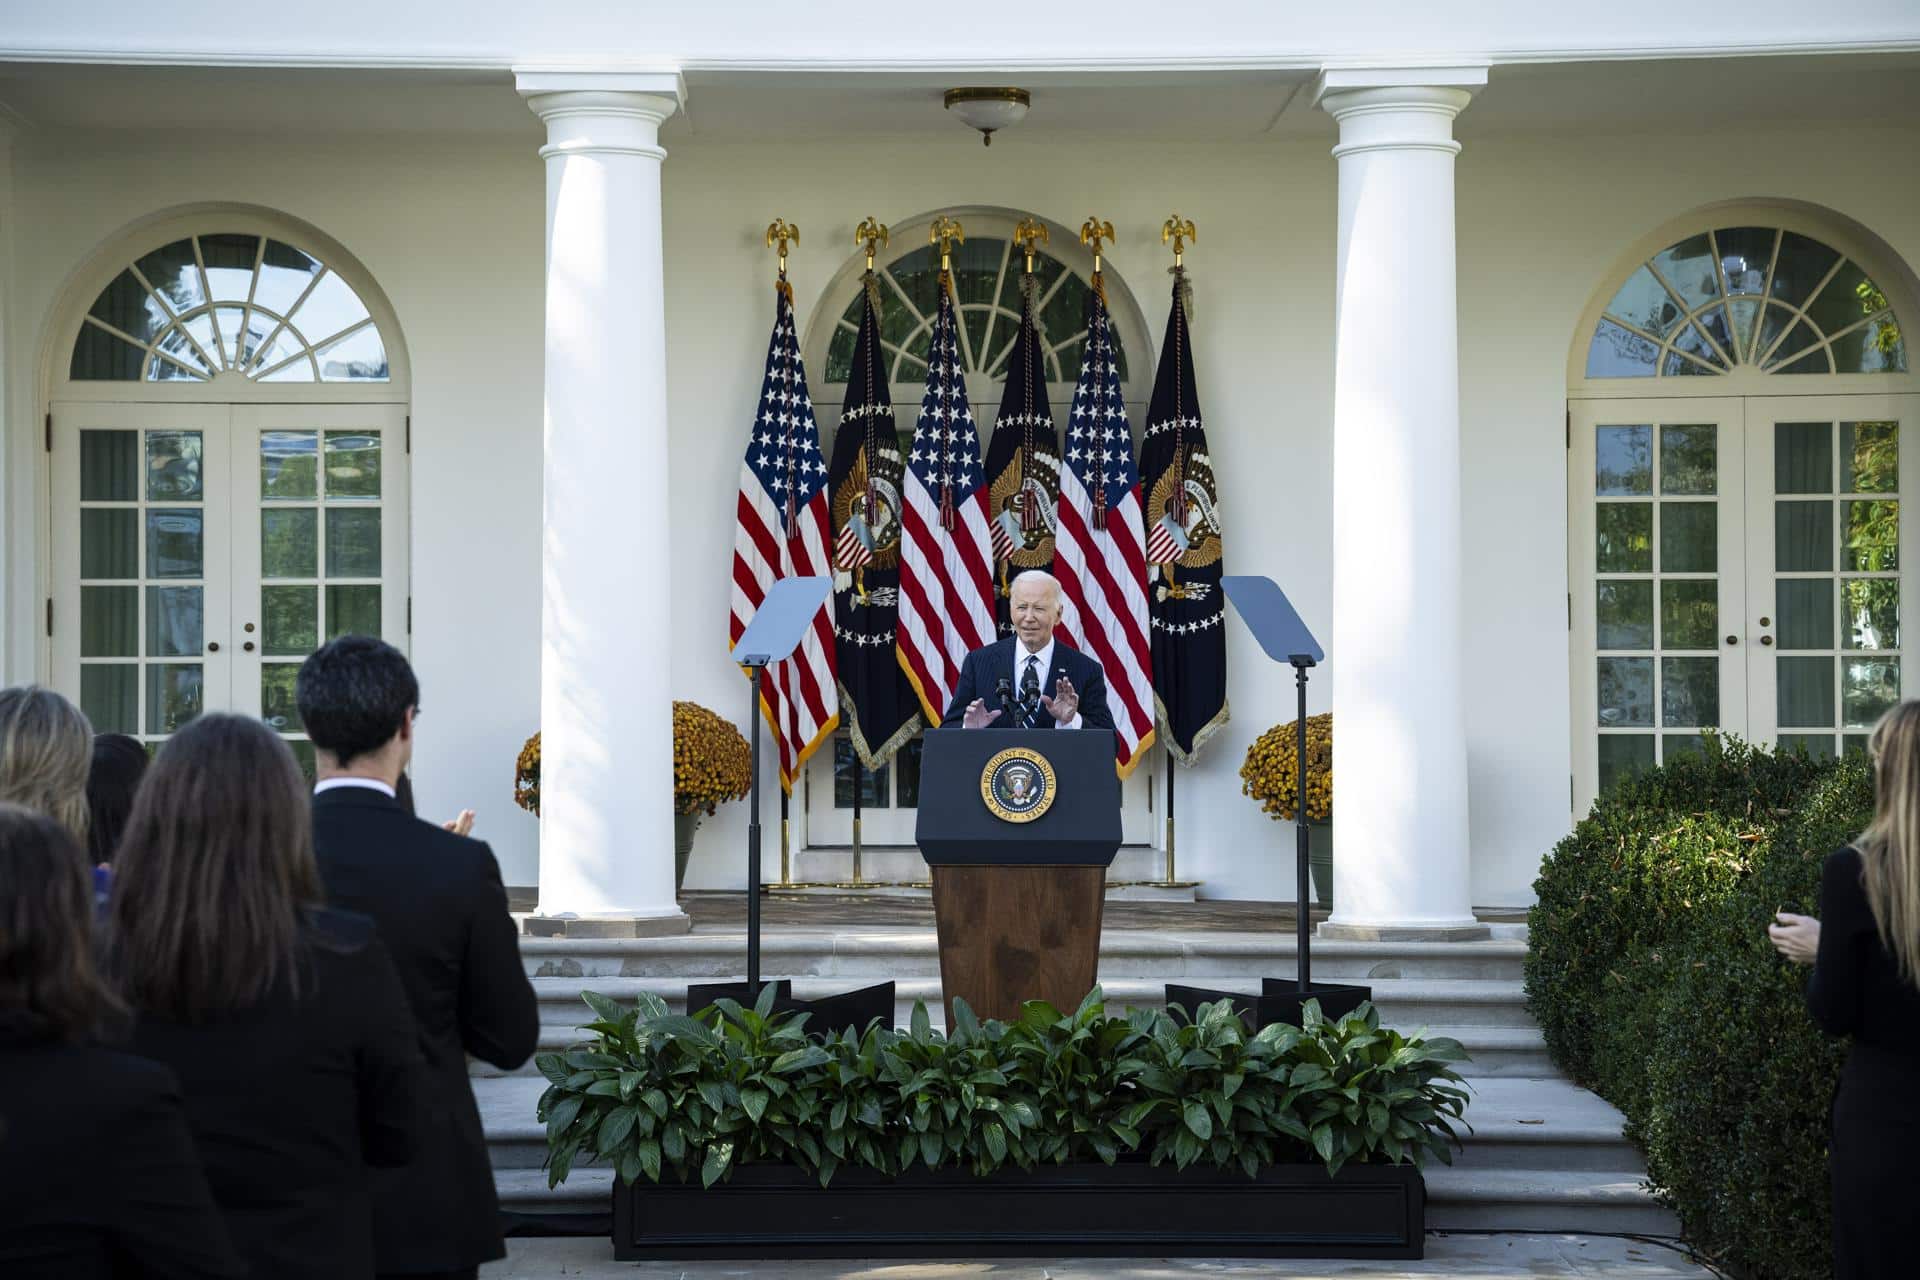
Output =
[
  {"x1": 764, "y1": 219, "x2": 800, "y2": 274},
  {"x1": 1013, "y1": 217, "x2": 1050, "y2": 274},
  {"x1": 1079, "y1": 217, "x2": 1115, "y2": 276},
  {"x1": 1161, "y1": 215, "x2": 1197, "y2": 267},
  {"x1": 854, "y1": 217, "x2": 890, "y2": 271}
]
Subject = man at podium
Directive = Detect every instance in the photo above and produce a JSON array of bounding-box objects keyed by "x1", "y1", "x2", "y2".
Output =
[{"x1": 942, "y1": 570, "x2": 1115, "y2": 733}]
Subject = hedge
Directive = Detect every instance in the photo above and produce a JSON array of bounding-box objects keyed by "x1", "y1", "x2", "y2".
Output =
[{"x1": 1526, "y1": 737, "x2": 1867, "y2": 1280}]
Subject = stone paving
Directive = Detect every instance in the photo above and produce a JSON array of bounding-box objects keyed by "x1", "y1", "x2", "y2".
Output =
[{"x1": 478, "y1": 1233, "x2": 1719, "y2": 1278}]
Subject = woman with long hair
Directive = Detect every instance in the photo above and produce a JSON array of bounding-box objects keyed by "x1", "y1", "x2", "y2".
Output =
[
  {"x1": 85, "y1": 732, "x2": 148, "y2": 868},
  {"x1": 0, "y1": 685, "x2": 92, "y2": 840},
  {"x1": 112, "y1": 715, "x2": 422, "y2": 1280},
  {"x1": 0, "y1": 803, "x2": 241, "y2": 1278},
  {"x1": 1771, "y1": 699, "x2": 1920, "y2": 1277}
]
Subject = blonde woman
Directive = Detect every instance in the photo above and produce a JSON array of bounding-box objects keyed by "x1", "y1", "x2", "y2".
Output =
[
  {"x1": 0, "y1": 686, "x2": 92, "y2": 841},
  {"x1": 1770, "y1": 699, "x2": 1920, "y2": 1279}
]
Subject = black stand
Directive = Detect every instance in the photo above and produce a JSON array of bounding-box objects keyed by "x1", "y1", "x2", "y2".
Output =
[
  {"x1": 1165, "y1": 575, "x2": 1369, "y2": 1030},
  {"x1": 693, "y1": 579, "x2": 893, "y2": 1037}
]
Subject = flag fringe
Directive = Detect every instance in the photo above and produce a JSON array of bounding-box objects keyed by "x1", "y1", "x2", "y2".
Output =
[{"x1": 1154, "y1": 692, "x2": 1232, "y2": 767}]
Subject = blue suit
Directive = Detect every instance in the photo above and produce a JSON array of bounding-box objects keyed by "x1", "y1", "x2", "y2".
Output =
[{"x1": 939, "y1": 636, "x2": 1116, "y2": 732}]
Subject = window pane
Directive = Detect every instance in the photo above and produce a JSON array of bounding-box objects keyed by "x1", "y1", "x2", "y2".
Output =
[
  {"x1": 1586, "y1": 320, "x2": 1660, "y2": 378},
  {"x1": 145, "y1": 430, "x2": 203, "y2": 501},
  {"x1": 1727, "y1": 299, "x2": 1760, "y2": 363},
  {"x1": 1660, "y1": 580, "x2": 1718, "y2": 649},
  {"x1": 1842, "y1": 579, "x2": 1900, "y2": 650},
  {"x1": 1776, "y1": 347, "x2": 1834, "y2": 376},
  {"x1": 71, "y1": 323, "x2": 145, "y2": 380},
  {"x1": 261, "y1": 664, "x2": 303, "y2": 735},
  {"x1": 1596, "y1": 503, "x2": 1653, "y2": 572},
  {"x1": 288, "y1": 739, "x2": 316, "y2": 781},
  {"x1": 262, "y1": 585, "x2": 317, "y2": 655},
  {"x1": 324, "y1": 432, "x2": 381, "y2": 499},
  {"x1": 1597, "y1": 582, "x2": 1653, "y2": 649},
  {"x1": 154, "y1": 328, "x2": 215, "y2": 380},
  {"x1": 1777, "y1": 656, "x2": 1835, "y2": 728},
  {"x1": 80, "y1": 586, "x2": 137, "y2": 657},
  {"x1": 80, "y1": 665, "x2": 137, "y2": 735},
  {"x1": 1763, "y1": 319, "x2": 1821, "y2": 370},
  {"x1": 825, "y1": 322, "x2": 858, "y2": 385},
  {"x1": 1598, "y1": 657, "x2": 1654, "y2": 727},
  {"x1": 1753, "y1": 303, "x2": 1797, "y2": 365},
  {"x1": 87, "y1": 268, "x2": 169, "y2": 346},
  {"x1": 1664, "y1": 733, "x2": 1707, "y2": 761},
  {"x1": 135, "y1": 239, "x2": 205, "y2": 314},
  {"x1": 1845, "y1": 734, "x2": 1873, "y2": 757},
  {"x1": 261, "y1": 432, "x2": 318, "y2": 498},
  {"x1": 1603, "y1": 266, "x2": 1685, "y2": 339},
  {"x1": 833, "y1": 737, "x2": 888, "y2": 809},
  {"x1": 288, "y1": 270, "x2": 372, "y2": 344},
  {"x1": 1777, "y1": 732, "x2": 1836, "y2": 761},
  {"x1": 199, "y1": 233, "x2": 259, "y2": 304},
  {"x1": 146, "y1": 510, "x2": 203, "y2": 579},
  {"x1": 1660, "y1": 425, "x2": 1715, "y2": 494},
  {"x1": 1838, "y1": 441, "x2": 1888, "y2": 513},
  {"x1": 1660, "y1": 503, "x2": 1716, "y2": 572},
  {"x1": 1775, "y1": 501, "x2": 1833, "y2": 572},
  {"x1": 261, "y1": 507, "x2": 317, "y2": 579},
  {"x1": 1667, "y1": 322, "x2": 1726, "y2": 372},
  {"x1": 81, "y1": 509, "x2": 138, "y2": 579},
  {"x1": 145, "y1": 586, "x2": 203, "y2": 658},
  {"x1": 1805, "y1": 260, "x2": 1881, "y2": 340},
  {"x1": 1652, "y1": 233, "x2": 1720, "y2": 311},
  {"x1": 315, "y1": 325, "x2": 390, "y2": 382},
  {"x1": 1596, "y1": 426, "x2": 1652, "y2": 495},
  {"x1": 1695, "y1": 307, "x2": 1736, "y2": 363},
  {"x1": 80, "y1": 430, "x2": 138, "y2": 501},
  {"x1": 1598, "y1": 735, "x2": 1654, "y2": 794},
  {"x1": 1830, "y1": 320, "x2": 1908, "y2": 375},
  {"x1": 145, "y1": 664, "x2": 203, "y2": 734},
  {"x1": 1843, "y1": 500, "x2": 1898, "y2": 572},
  {"x1": 895, "y1": 738, "x2": 924, "y2": 808},
  {"x1": 252, "y1": 240, "x2": 322, "y2": 315},
  {"x1": 1775, "y1": 579, "x2": 1834, "y2": 650},
  {"x1": 1774, "y1": 422, "x2": 1832, "y2": 494},
  {"x1": 325, "y1": 585, "x2": 381, "y2": 640},
  {"x1": 1661, "y1": 657, "x2": 1719, "y2": 727},
  {"x1": 1843, "y1": 658, "x2": 1900, "y2": 728},
  {"x1": 326, "y1": 509, "x2": 381, "y2": 578},
  {"x1": 1768, "y1": 232, "x2": 1841, "y2": 308},
  {"x1": 1716, "y1": 226, "x2": 1775, "y2": 297}
]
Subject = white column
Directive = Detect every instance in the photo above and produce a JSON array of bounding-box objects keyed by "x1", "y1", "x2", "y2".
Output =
[
  {"x1": 1315, "y1": 68, "x2": 1488, "y2": 941},
  {"x1": 518, "y1": 71, "x2": 688, "y2": 937}
]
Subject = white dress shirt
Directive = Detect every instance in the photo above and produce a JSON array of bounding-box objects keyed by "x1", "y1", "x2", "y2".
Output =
[
  {"x1": 313, "y1": 776, "x2": 397, "y2": 799},
  {"x1": 1012, "y1": 636, "x2": 1083, "y2": 730}
]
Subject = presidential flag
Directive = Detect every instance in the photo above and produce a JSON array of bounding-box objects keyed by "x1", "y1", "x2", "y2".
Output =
[
  {"x1": 1142, "y1": 276, "x2": 1229, "y2": 762},
  {"x1": 1056, "y1": 279, "x2": 1156, "y2": 774},
  {"x1": 826, "y1": 280, "x2": 922, "y2": 767},
  {"x1": 896, "y1": 274, "x2": 995, "y2": 723},
  {"x1": 982, "y1": 271, "x2": 1061, "y2": 635},
  {"x1": 729, "y1": 281, "x2": 838, "y2": 792}
]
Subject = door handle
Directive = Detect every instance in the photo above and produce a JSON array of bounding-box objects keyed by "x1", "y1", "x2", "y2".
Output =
[
  {"x1": 1725, "y1": 635, "x2": 1739, "y2": 645},
  {"x1": 243, "y1": 641, "x2": 256, "y2": 652},
  {"x1": 1760, "y1": 635, "x2": 1774, "y2": 646},
  {"x1": 206, "y1": 641, "x2": 220, "y2": 653}
]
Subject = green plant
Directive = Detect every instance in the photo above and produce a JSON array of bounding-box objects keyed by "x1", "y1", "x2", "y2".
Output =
[
  {"x1": 535, "y1": 985, "x2": 1470, "y2": 1193},
  {"x1": 1525, "y1": 739, "x2": 1870, "y2": 1280}
]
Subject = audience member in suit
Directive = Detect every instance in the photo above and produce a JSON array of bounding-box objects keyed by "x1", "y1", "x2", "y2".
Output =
[
  {"x1": 298, "y1": 636, "x2": 538, "y2": 1280},
  {"x1": 394, "y1": 769, "x2": 476, "y2": 838},
  {"x1": 1771, "y1": 698, "x2": 1920, "y2": 1279},
  {"x1": 110, "y1": 715, "x2": 423, "y2": 1280},
  {"x1": 0, "y1": 803, "x2": 243, "y2": 1279},
  {"x1": 0, "y1": 685, "x2": 93, "y2": 841}
]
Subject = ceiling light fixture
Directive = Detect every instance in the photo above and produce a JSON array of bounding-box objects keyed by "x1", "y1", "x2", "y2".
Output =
[{"x1": 944, "y1": 87, "x2": 1031, "y2": 146}]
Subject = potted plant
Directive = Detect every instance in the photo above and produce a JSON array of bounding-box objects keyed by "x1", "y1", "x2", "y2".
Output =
[
  {"x1": 1240, "y1": 714, "x2": 1333, "y2": 907},
  {"x1": 536, "y1": 986, "x2": 1467, "y2": 1260},
  {"x1": 510, "y1": 701, "x2": 753, "y2": 892}
]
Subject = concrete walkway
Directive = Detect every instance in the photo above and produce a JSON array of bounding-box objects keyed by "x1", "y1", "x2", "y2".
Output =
[{"x1": 478, "y1": 1233, "x2": 1719, "y2": 1277}]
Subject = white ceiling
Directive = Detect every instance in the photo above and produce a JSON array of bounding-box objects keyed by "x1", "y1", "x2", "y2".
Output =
[{"x1": 0, "y1": 53, "x2": 1914, "y2": 144}]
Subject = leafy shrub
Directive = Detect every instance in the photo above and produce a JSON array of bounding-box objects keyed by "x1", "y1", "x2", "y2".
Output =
[
  {"x1": 1525, "y1": 742, "x2": 1870, "y2": 1280},
  {"x1": 535, "y1": 986, "x2": 1470, "y2": 1190}
]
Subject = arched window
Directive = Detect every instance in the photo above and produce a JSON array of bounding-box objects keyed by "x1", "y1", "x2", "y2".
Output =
[
  {"x1": 1586, "y1": 226, "x2": 1907, "y2": 379},
  {"x1": 70, "y1": 232, "x2": 390, "y2": 384}
]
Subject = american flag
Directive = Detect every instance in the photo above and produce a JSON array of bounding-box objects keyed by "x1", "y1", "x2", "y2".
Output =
[
  {"x1": 896, "y1": 277, "x2": 995, "y2": 722},
  {"x1": 1055, "y1": 281, "x2": 1156, "y2": 773},
  {"x1": 729, "y1": 282, "x2": 839, "y2": 791}
]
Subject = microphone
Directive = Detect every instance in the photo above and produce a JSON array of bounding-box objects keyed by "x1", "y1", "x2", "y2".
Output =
[{"x1": 994, "y1": 676, "x2": 1012, "y2": 709}]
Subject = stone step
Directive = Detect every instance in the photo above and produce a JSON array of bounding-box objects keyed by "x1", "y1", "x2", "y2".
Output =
[
  {"x1": 472, "y1": 1019, "x2": 1552, "y2": 1080},
  {"x1": 519, "y1": 933, "x2": 1529, "y2": 983},
  {"x1": 522, "y1": 975, "x2": 1538, "y2": 1030},
  {"x1": 1425, "y1": 1168, "x2": 1679, "y2": 1235}
]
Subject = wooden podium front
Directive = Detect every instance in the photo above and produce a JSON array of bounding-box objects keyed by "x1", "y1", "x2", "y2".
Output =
[{"x1": 916, "y1": 729, "x2": 1122, "y2": 1023}]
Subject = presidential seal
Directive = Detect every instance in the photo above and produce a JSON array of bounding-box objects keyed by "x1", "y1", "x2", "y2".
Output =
[{"x1": 980, "y1": 746, "x2": 1057, "y2": 824}]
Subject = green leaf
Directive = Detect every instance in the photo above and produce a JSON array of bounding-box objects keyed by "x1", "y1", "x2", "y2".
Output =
[
  {"x1": 701, "y1": 1140, "x2": 735, "y2": 1188},
  {"x1": 1311, "y1": 1123, "x2": 1334, "y2": 1165},
  {"x1": 662, "y1": 1123, "x2": 686, "y2": 1162},
  {"x1": 696, "y1": 1080, "x2": 728, "y2": 1112},
  {"x1": 640, "y1": 1088, "x2": 669, "y2": 1119},
  {"x1": 535, "y1": 1053, "x2": 571, "y2": 1086},
  {"x1": 771, "y1": 1045, "x2": 832, "y2": 1074},
  {"x1": 911, "y1": 1001, "x2": 931, "y2": 1041},
  {"x1": 1182, "y1": 1100, "x2": 1213, "y2": 1140},
  {"x1": 741, "y1": 1088, "x2": 770, "y2": 1124},
  {"x1": 984, "y1": 1121, "x2": 1008, "y2": 1162},
  {"x1": 544, "y1": 1095, "x2": 583, "y2": 1142},
  {"x1": 636, "y1": 1138, "x2": 662, "y2": 1181},
  {"x1": 596, "y1": 1104, "x2": 639, "y2": 1154},
  {"x1": 581, "y1": 991, "x2": 631, "y2": 1024},
  {"x1": 918, "y1": 1130, "x2": 942, "y2": 1168}
]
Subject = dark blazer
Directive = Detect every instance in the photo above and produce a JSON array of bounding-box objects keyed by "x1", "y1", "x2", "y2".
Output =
[
  {"x1": 128, "y1": 909, "x2": 421, "y2": 1280},
  {"x1": 1808, "y1": 845, "x2": 1920, "y2": 1279},
  {"x1": 0, "y1": 1025, "x2": 245, "y2": 1279},
  {"x1": 311, "y1": 784, "x2": 539, "y2": 1274},
  {"x1": 939, "y1": 636, "x2": 1116, "y2": 733}
]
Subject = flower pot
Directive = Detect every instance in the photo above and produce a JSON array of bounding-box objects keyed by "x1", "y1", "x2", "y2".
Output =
[
  {"x1": 1308, "y1": 821, "x2": 1333, "y2": 908},
  {"x1": 673, "y1": 811, "x2": 701, "y2": 893}
]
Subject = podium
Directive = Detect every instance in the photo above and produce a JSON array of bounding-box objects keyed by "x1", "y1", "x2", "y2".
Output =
[{"x1": 916, "y1": 728, "x2": 1121, "y2": 1022}]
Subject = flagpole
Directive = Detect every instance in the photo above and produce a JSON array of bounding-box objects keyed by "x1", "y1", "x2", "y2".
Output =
[
  {"x1": 850, "y1": 755, "x2": 865, "y2": 886},
  {"x1": 1165, "y1": 747, "x2": 1176, "y2": 883}
]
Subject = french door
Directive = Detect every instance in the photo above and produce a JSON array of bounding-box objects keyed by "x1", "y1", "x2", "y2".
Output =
[
  {"x1": 51, "y1": 401, "x2": 408, "y2": 772},
  {"x1": 1572, "y1": 393, "x2": 1920, "y2": 812}
]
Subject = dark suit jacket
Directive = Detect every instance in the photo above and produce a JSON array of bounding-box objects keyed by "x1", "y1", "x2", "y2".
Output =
[
  {"x1": 127, "y1": 910, "x2": 421, "y2": 1280},
  {"x1": 0, "y1": 1026, "x2": 245, "y2": 1279},
  {"x1": 312, "y1": 785, "x2": 539, "y2": 1273},
  {"x1": 939, "y1": 636, "x2": 1116, "y2": 733}
]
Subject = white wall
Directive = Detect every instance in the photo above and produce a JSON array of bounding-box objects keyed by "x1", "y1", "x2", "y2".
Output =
[{"x1": 8, "y1": 100, "x2": 1920, "y2": 904}]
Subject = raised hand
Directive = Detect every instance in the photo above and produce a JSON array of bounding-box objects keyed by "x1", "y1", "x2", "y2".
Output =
[
  {"x1": 443, "y1": 809, "x2": 476, "y2": 838},
  {"x1": 962, "y1": 698, "x2": 1004, "y2": 730},
  {"x1": 1040, "y1": 675, "x2": 1079, "y2": 725}
]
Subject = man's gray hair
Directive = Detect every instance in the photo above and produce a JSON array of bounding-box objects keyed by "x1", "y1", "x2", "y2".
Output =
[{"x1": 1009, "y1": 569, "x2": 1064, "y2": 610}]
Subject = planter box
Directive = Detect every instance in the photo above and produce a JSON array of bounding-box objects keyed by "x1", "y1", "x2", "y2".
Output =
[{"x1": 612, "y1": 1160, "x2": 1423, "y2": 1260}]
